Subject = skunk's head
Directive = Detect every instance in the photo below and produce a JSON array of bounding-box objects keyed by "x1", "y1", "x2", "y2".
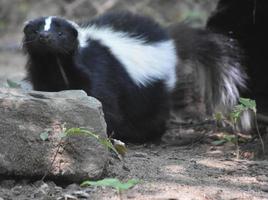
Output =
[{"x1": 23, "y1": 16, "x2": 78, "y2": 55}]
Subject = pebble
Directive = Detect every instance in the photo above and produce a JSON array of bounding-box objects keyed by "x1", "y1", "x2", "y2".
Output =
[
  {"x1": 0, "y1": 180, "x2": 16, "y2": 189},
  {"x1": 72, "y1": 190, "x2": 90, "y2": 198},
  {"x1": 12, "y1": 185, "x2": 22, "y2": 196},
  {"x1": 260, "y1": 185, "x2": 268, "y2": 192},
  {"x1": 257, "y1": 175, "x2": 268, "y2": 182},
  {"x1": 65, "y1": 183, "x2": 80, "y2": 191},
  {"x1": 133, "y1": 152, "x2": 148, "y2": 158}
]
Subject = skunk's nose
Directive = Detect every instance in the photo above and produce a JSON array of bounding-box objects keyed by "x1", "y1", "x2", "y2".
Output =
[{"x1": 39, "y1": 31, "x2": 51, "y2": 43}]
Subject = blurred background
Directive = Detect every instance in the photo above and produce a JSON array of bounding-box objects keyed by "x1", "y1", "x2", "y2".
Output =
[{"x1": 0, "y1": 0, "x2": 218, "y2": 86}]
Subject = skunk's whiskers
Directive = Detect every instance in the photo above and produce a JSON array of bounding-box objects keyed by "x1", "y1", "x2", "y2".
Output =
[{"x1": 56, "y1": 58, "x2": 70, "y2": 88}]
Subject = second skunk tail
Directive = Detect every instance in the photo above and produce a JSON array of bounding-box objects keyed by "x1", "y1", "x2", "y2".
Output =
[{"x1": 169, "y1": 24, "x2": 251, "y2": 130}]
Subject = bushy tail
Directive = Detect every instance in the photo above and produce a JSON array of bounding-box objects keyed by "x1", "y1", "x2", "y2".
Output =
[
  {"x1": 169, "y1": 24, "x2": 251, "y2": 130},
  {"x1": 207, "y1": 34, "x2": 251, "y2": 130}
]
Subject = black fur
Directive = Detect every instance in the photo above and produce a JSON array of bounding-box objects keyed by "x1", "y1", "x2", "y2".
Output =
[
  {"x1": 23, "y1": 12, "x2": 171, "y2": 143},
  {"x1": 23, "y1": 10, "x2": 250, "y2": 142},
  {"x1": 168, "y1": 23, "x2": 247, "y2": 123},
  {"x1": 207, "y1": 0, "x2": 268, "y2": 113},
  {"x1": 85, "y1": 11, "x2": 169, "y2": 43},
  {"x1": 23, "y1": 17, "x2": 78, "y2": 55}
]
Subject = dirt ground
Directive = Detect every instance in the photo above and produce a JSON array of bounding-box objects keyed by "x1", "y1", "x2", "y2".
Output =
[{"x1": 0, "y1": 51, "x2": 268, "y2": 200}]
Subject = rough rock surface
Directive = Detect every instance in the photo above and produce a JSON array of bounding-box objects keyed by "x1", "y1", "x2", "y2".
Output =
[{"x1": 0, "y1": 88, "x2": 108, "y2": 183}]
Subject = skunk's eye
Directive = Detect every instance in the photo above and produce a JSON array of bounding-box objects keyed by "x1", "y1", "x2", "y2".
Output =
[
  {"x1": 24, "y1": 24, "x2": 38, "y2": 35},
  {"x1": 58, "y1": 32, "x2": 63, "y2": 36}
]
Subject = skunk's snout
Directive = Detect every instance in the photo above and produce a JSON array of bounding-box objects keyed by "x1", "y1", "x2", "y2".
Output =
[{"x1": 39, "y1": 31, "x2": 52, "y2": 43}]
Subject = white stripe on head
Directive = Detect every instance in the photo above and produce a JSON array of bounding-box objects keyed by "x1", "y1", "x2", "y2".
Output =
[
  {"x1": 77, "y1": 25, "x2": 178, "y2": 90},
  {"x1": 44, "y1": 16, "x2": 53, "y2": 31}
]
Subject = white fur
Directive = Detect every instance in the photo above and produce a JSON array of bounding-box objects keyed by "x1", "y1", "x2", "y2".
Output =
[
  {"x1": 240, "y1": 110, "x2": 252, "y2": 131},
  {"x1": 219, "y1": 60, "x2": 251, "y2": 130},
  {"x1": 220, "y1": 62, "x2": 247, "y2": 107},
  {"x1": 77, "y1": 25, "x2": 178, "y2": 90},
  {"x1": 44, "y1": 17, "x2": 53, "y2": 31}
]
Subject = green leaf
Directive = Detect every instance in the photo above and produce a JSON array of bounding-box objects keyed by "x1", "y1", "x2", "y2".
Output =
[
  {"x1": 99, "y1": 138, "x2": 122, "y2": 158},
  {"x1": 223, "y1": 134, "x2": 237, "y2": 143},
  {"x1": 120, "y1": 179, "x2": 140, "y2": 190},
  {"x1": 214, "y1": 112, "x2": 223, "y2": 122},
  {"x1": 81, "y1": 178, "x2": 119, "y2": 187},
  {"x1": 7, "y1": 79, "x2": 21, "y2": 88},
  {"x1": 239, "y1": 98, "x2": 256, "y2": 112},
  {"x1": 40, "y1": 132, "x2": 49, "y2": 141},
  {"x1": 81, "y1": 178, "x2": 139, "y2": 191},
  {"x1": 230, "y1": 105, "x2": 245, "y2": 123},
  {"x1": 211, "y1": 140, "x2": 226, "y2": 146},
  {"x1": 65, "y1": 127, "x2": 83, "y2": 136},
  {"x1": 239, "y1": 98, "x2": 256, "y2": 109},
  {"x1": 64, "y1": 127, "x2": 122, "y2": 159}
]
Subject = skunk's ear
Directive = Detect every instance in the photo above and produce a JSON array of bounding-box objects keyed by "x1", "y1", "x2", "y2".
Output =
[
  {"x1": 24, "y1": 19, "x2": 31, "y2": 26},
  {"x1": 72, "y1": 28, "x2": 78, "y2": 38},
  {"x1": 23, "y1": 20, "x2": 32, "y2": 33},
  {"x1": 67, "y1": 20, "x2": 79, "y2": 38}
]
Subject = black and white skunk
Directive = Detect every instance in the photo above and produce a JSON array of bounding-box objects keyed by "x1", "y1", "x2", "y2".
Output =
[
  {"x1": 23, "y1": 12, "x2": 177, "y2": 143},
  {"x1": 23, "y1": 11, "x2": 248, "y2": 143}
]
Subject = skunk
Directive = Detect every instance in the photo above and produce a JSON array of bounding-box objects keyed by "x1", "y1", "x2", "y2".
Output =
[
  {"x1": 23, "y1": 11, "x2": 248, "y2": 143},
  {"x1": 23, "y1": 12, "x2": 178, "y2": 143}
]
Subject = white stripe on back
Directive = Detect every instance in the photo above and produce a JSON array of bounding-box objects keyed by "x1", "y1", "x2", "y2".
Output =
[{"x1": 77, "y1": 25, "x2": 178, "y2": 90}]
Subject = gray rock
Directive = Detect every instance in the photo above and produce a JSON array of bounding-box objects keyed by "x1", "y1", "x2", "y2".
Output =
[{"x1": 0, "y1": 88, "x2": 108, "y2": 182}]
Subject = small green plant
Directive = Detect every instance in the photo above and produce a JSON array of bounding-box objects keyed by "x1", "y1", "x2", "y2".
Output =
[
  {"x1": 39, "y1": 124, "x2": 126, "y2": 181},
  {"x1": 215, "y1": 98, "x2": 256, "y2": 128},
  {"x1": 214, "y1": 98, "x2": 265, "y2": 156},
  {"x1": 211, "y1": 134, "x2": 237, "y2": 146},
  {"x1": 230, "y1": 98, "x2": 256, "y2": 126},
  {"x1": 81, "y1": 178, "x2": 139, "y2": 200},
  {"x1": 63, "y1": 127, "x2": 125, "y2": 159},
  {"x1": 40, "y1": 125, "x2": 126, "y2": 159},
  {"x1": 233, "y1": 98, "x2": 264, "y2": 155}
]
